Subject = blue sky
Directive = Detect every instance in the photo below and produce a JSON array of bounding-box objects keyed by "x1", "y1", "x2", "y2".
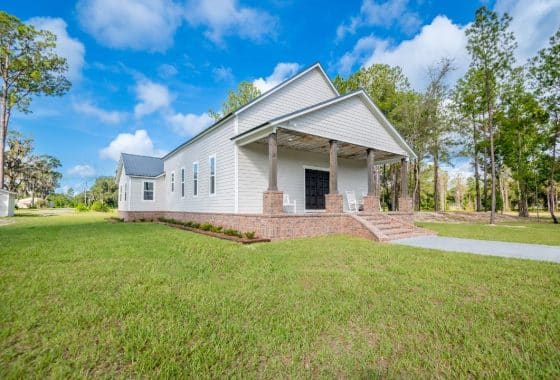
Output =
[{"x1": 4, "y1": 0, "x2": 560, "y2": 192}]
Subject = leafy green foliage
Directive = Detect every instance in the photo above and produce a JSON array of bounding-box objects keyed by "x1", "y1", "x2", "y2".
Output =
[
  {"x1": 90, "y1": 201, "x2": 109, "y2": 212},
  {"x1": 208, "y1": 81, "x2": 261, "y2": 121},
  {"x1": 0, "y1": 11, "x2": 71, "y2": 188}
]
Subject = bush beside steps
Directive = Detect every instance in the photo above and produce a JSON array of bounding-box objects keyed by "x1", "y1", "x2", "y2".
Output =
[{"x1": 157, "y1": 217, "x2": 267, "y2": 244}]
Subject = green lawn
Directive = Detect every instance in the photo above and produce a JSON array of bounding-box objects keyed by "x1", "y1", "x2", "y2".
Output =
[
  {"x1": 1, "y1": 213, "x2": 559, "y2": 378},
  {"x1": 418, "y1": 220, "x2": 560, "y2": 246}
]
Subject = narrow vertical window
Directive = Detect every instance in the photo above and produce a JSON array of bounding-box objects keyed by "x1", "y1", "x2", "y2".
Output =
[
  {"x1": 209, "y1": 155, "x2": 216, "y2": 196},
  {"x1": 143, "y1": 181, "x2": 154, "y2": 201},
  {"x1": 193, "y1": 162, "x2": 199, "y2": 196},
  {"x1": 171, "y1": 172, "x2": 175, "y2": 193},
  {"x1": 124, "y1": 183, "x2": 127, "y2": 201},
  {"x1": 119, "y1": 185, "x2": 122, "y2": 201},
  {"x1": 181, "y1": 168, "x2": 185, "y2": 197}
]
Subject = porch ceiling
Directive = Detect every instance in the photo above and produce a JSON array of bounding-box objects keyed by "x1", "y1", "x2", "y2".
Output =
[{"x1": 253, "y1": 128, "x2": 401, "y2": 161}]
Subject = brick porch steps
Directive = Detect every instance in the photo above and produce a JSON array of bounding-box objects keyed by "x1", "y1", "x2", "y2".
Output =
[{"x1": 351, "y1": 213, "x2": 437, "y2": 241}]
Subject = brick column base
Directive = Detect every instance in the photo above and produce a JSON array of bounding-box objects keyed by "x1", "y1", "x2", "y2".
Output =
[
  {"x1": 399, "y1": 197, "x2": 413, "y2": 212},
  {"x1": 325, "y1": 193, "x2": 343, "y2": 213},
  {"x1": 363, "y1": 195, "x2": 380, "y2": 212},
  {"x1": 263, "y1": 191, "x2": 284, "y2": 214}
]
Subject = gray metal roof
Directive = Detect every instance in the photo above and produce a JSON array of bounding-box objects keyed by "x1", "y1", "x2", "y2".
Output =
[{"x1": 121, "y1": 153, "x2": 164, "y2": 177}]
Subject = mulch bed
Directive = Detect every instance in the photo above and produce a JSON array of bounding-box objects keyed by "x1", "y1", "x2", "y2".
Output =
[{"x1": 159, "y1": 222, "x2": 270, "y2": 244}]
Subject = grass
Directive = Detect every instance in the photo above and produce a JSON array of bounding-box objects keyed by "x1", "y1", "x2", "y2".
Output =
[
  {"x1": 418, "y1": 220, "x2": 560, "y2": 246},
  {"x1": 1, "y1": 213, "x2": 559, "y2": 378}
]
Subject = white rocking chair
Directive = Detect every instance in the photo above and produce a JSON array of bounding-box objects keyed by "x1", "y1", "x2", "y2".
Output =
[
  {"x1": 345, "y1": 191, "x2": 359, "y2": 213},
  {"x1": 283, "y1": 193, "x2": 297, "y2": 213}
]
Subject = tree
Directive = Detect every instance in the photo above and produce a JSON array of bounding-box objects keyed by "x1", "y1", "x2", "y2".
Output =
[
  {"x1": 453, "y1": 68, "x2": 486, "y2": 211},
  {"x1": 208, "y1": 81, "x2": 261, "y2": 121},
  {"x1": 423, "y1": 58, "x2": 455, "y2": 212},
  {"x1": 465, "y1": 6, "x2": 517, "y2": 224},
  {"x1": 89, "y1": 176, "x2": 118, "y2": 207},
  {"x1": 25, "y1": 155, "x2": 61, "y2": 204},
  {"x1": 333, "y1": 64, "x2": 410, "y2": 118},
  {"x1": 528, "y1": 28, "x2": 560, "y2": 223},
  {"x1": 3, "y1": 130, "x2": 33, "y2": 193},
  {"x1": 496, "y1": 68, "x2": 547, "y2": 217},
  {"x1": 0, "y1": 11, "x2": 70, "y2": 189}
]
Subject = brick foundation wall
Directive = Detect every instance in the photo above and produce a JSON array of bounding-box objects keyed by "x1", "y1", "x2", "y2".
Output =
[{"x1": 118, "y1": 210, "x2": 378, "y2": 241}]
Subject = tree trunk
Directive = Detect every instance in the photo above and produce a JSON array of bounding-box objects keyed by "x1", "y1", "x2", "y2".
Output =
[
  {"x1": 472, "y1": 118, "x2": 482, "y2": 212},
  {"x1": 548, "y1": 119, "x2": 559, "y2": 224},
  {"x1": 433, "y1": 155, "x2": 439, "y2": 212},
  {"x1": 482, "y1": 147, "x2": 488, "y2": 211},
  {"x1": 416, "y1": 162, "x2": 421, "y2": 211},
  {"x1": 518, "y1": 179, "x2": 529, "y2": 217}
]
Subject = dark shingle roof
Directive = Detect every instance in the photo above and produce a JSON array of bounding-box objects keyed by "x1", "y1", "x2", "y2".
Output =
[{"x1": 121, "y1": 153, "x2": 164, "y2": 177}]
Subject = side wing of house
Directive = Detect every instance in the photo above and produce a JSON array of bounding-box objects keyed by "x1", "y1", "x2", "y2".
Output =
[{"x1": 236, "y1": 64, "x2": 338, "y2": 134}]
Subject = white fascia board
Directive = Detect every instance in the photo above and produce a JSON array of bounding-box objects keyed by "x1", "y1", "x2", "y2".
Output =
[{"x1": 233, "y1": 124, "x2": 277, "y2": 146}]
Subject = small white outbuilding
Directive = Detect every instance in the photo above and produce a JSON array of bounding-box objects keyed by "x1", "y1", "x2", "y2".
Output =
[{"x1": 0, "y1": 189, "x2": 16, "y2": 217}]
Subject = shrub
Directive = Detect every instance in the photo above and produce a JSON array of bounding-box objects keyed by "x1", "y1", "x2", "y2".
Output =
[
  {"x1": 200, "y1": 223, "x2": 213, "y2": 231},
  {"x1": 224, "y1": 229, "x2": 242, "y2": 238},
  {"x1": 75, "y1": 203, "x2": 89, "y2": 212},
  {"x1": 90, "y1": 201, "x2": 109, "y2": 212},
  {"x1": 35, "y1": 199, "x2": 47, "y2": 208},
  {"x1": 211, "y1": 225, "x2": 223, "y2": 233},
  {"x1": 191, "y1": 222, "x2": 200, "y2": 229},
  {"x1": 244, "y1": 231, "x2": 256, "y2": 239}
]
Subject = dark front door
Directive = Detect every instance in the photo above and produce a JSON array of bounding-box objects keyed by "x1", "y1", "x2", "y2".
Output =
[{"x1": 305, "y1": 169, "x2": 329, "y2": 210}]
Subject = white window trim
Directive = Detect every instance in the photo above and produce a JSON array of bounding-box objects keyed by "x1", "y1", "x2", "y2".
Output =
[
  {"x1": 170, "y1": 171, "x2": 175, "y2": 193},
  {"x1": 142, "y1": 180, "x2": 155, "y2": 202},
  {"x1": 180, "y1": 167, "x2": 185, "y2": 198},
  {"x1": 193, "y1": 161, "x2": 199, "y2": 197},
  {"x1": 209, "y1": 154, "x2": 216, "y2": 197}
]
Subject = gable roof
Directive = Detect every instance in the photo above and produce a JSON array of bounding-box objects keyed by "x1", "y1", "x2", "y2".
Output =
[
  {"x1": 232, "y1": 89, "x2": 417, "y2": 159},
  {"x1": 120, "y1": 153, "x2": 164, "y2": 177},
  {"x1": 163, "y1": 62, "x2": 337, "y2": 160}
]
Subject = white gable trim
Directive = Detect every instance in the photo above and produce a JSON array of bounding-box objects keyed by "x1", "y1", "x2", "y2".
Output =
[{"x1": 234, "y1": 63, "x2": 339, "y2": 115}]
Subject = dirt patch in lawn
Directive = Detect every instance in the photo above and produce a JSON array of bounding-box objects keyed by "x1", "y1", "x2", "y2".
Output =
[{"x1": 414, "y1": 211, "x2": 529, "y2": 223}]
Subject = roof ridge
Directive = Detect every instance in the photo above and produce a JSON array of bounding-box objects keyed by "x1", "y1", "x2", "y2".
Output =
[{"x1": 121, "y1": 152, "x2": 162, "y2": 159}]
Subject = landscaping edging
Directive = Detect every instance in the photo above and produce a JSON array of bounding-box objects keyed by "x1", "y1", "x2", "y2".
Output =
[{"x1": 159, "y1": 222, "x2": 270, "y2": 244}]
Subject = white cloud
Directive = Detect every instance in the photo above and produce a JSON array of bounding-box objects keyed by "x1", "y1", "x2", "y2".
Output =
[
  {"x1": 337, "y1": 0, "x2": 421, "y2": 41},
  {"x1": 157, "y1": 63, "x2": 178, "y2": 78},
  {"x1": 134, "y1": 79, "x2": 173, "y2": 118},
  {"x1": 337, "y1": 0, "x2": 560, "y2": 90},
  {"x1": 213, "y1": 66, "x2": 234, "y2": 82},
  {"x1": 166, "y1": 112, "x2": 213, "y2": 137},
  {"x1": 339, "y1": 16, "x2": 469, "y2": 90},
  {"x1": 495, "y1": 0, "x2": 560, "y2": 64},
  {"x1": 252, "y1": 62, "x2": 301, "y2": 92},
  {"x1": 27, "y1": 17, "x2": 85, "y2": 81},
  {"x1": 184, "y1": 0, "x2": 277, "y2": 44},
  {"x1": 76, "y1": 0, "x2": 182, "y2": 52},
  {"x1": 100, "y1": 130, "x2": 164, "y2": 161},
  {"x1": 73, "y1": 101, "x2": 127, "y2": 124},
  {"x1": 68, "y1": 164, "x2": 96, "y2": 177}
]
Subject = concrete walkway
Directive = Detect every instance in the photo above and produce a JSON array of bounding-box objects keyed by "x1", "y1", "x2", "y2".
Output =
[{"x1": 392, "y1": 236, "x2": 560, "y2": 263}]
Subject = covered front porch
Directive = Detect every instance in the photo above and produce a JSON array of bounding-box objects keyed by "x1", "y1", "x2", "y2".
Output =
[{"x1": 234, "y1": 126, "x2": 414, "y2": 215}]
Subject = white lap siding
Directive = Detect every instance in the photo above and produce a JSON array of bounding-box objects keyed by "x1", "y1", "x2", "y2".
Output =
[
  {"x1": 163, "y1": 119, "x2": 235, "y2": 213},
  {"x1": 237, "y1": 143, "x2": 367, "y2": 213},
  {"x1": 237, "y1": 68, "x2": 337, "y2": 134},
  {"x1": 286, "y1": 95, "x2": 408, "y2": 156},
  {"x1": 128, "y1": 176, "x2": 166, "y2": 211}
]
